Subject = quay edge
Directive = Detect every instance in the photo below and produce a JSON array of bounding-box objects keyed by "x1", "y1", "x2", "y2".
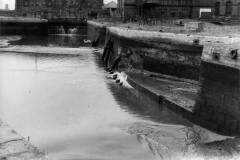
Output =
[{"x1": 87, "y1": 20, "x2": 240, "y2": 136}]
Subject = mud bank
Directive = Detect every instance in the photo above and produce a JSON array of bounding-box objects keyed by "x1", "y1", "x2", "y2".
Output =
[
  {"x1": 88, "y1": 20, "x2": 240, "y2": 136},
  {"x1": 0, "y1": 121, "x2": 47, "y2": 159}
]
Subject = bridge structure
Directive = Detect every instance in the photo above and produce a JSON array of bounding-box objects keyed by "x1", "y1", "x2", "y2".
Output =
[
  {"x1": 0, "y1": 16, "x2": 48, "y2": 35},
  {"x1": 48, "y1": 18, "x2": 87, "y2": 26}
]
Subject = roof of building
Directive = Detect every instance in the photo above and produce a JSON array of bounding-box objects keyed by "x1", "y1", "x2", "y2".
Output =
[{"x1": 103, "y1": 1, "x2": 117, "y2": 9}]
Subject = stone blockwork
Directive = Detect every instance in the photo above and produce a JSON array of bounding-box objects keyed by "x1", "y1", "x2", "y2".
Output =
[
  {"x1": 194, "y1": 43, "x2": 240, "y2": 135},
  {"x1": 88, "y1": 21, "x2": 240, "y2": 135},
  {"x1": 102, "y1": 27, "x2": 203, "y2": 80},
  {"x1": 87, "y1": 21, "x2": 107, "y2": 47}
]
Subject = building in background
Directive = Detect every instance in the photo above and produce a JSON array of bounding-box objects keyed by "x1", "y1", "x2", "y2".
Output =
[
  {"x1": 117, "y1": 0, "x2": 137, "y2": 18},
  {"x1": 192, "y1": 0, "x2": 214, "y2": 18},
  {"x1": 0, "y1": 1, "x2": 15, "y2": 17},
  {"x1": 103, "y1": 1, "x2": 118, "y2": 17},
  {"x1": 15, "y1": 0, "x2": 104, "y2": 19},
  {"x1": 117, "y1": 0, "x2": 217, "y2": 19},
  {"x1": 137, "y1": 0, "x2": 193, "y2": 19},
  {"x1": 214, "y1": 0, "x2": 240, "y2": 17},
  {"x1": 0, "y1": 9, "x2": 15, "y2": 16}
]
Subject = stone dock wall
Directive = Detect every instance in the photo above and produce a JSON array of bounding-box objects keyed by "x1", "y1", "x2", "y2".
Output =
[
  {"x1": 87, "y1": 21, "x2": 107, "y2": 47},
  {"x1": 88, "y1": 20, "x2": 240, "y2": 136},
  {"x1": 194, "y1": 43, "x2": 240, "y2": 135},
  {"x1": 88, "y1": 21, "x2": 203, "y2": 80}
]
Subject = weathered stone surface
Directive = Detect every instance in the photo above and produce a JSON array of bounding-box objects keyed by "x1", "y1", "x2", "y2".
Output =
[
  {"x1": 102, "y1": 26, "x2": 203, "y2": 80},
  {"x1": 87, "y1": 21, "x2": 107, "y2": 47},
  {"x1": 89, "y1": 20, "x2": 240, "y2": 136},
  {"x1": 195, "y1": 43, "x2": 240, "y2": 135},
  {"x1": 126, "y1": 71, "x2": 199, "y2": 114}
]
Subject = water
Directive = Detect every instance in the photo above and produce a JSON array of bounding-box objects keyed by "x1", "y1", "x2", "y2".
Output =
[
  {"x1": 10, "y1": 35, "x2": 91, "y2": 48},
  {"x1": 0, "y1": 33, "x2": 223, "y2": 159}
]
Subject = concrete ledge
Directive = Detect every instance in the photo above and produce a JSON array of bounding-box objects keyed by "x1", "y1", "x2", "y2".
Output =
[
  {"x1": 88, "y1": 21, "x2": 106, "y2": 28},
  {"x1": 107, "y1": 27, "x2": 204, "y2": 53},
  {"x1": 126, "y1": 71, "x2": 198, "y2": 115}
]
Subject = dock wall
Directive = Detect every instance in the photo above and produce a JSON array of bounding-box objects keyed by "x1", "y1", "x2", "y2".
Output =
[
  {"x1": 194, "y1": 44, "x2": 240, "y2": 135},
  {"x1": 88, "y1": 20, "x2": 240, "y2": 135},
  {"x1": 90, "y1": 23, "x2": 203, "y2": 80}
]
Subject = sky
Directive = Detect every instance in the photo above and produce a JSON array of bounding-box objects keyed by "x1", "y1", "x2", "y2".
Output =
[
  {"x1": 0, "y1": 0, "x2": 116, "y2": 10},
  {"x1": 0, "y1": 0, "x2": 15, "y2": 10}
]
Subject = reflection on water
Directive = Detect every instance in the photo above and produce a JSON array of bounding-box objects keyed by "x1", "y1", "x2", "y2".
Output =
[
  {"x1": 107, "y1": 83, "x2": 192, "y2": 126},
  {"x1": 10, "y1": 26, "x2": 90, "y2": 48},
  {"x1": 0, "y1": 52, "x2": 151, "y2": 160},
  {"x1": 0, "y1": 50, "x2": 195, "y2": 160},
  {"x1": 0, "y1": 35, "x2": 225, "y2": 160},
  {"x1": 10, "y1": 35, "x2": 90, "y2": 48},
  {"x1": 49, "y1": 26, "x2": 87, "y2": 35}
]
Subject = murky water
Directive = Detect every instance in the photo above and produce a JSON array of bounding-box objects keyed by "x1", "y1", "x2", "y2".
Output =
[
  {"x1": 9, "y1": 26, "x2": 90, "y2": 48},
  {"x1": 10, "y1": 34, "x2": 90, "y2": 48},
  {"x1": 0, "y1": 34, "x2": 223, "y2": 160}
]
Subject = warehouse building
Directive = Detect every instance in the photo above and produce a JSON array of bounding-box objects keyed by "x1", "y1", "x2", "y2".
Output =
[{"x1": 15, "y1": 0, "x2": 103, "y2": 19}]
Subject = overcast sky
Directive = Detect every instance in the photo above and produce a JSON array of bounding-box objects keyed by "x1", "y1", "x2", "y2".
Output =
[
  {"x1": 0, "y1": 0, "x2": 116, "y2": 10},
  {"x1": 0, "y1": 0, "x2": 15, "y2": 10}
]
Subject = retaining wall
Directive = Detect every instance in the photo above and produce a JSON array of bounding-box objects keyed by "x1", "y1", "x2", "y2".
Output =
[
  {"x1": 88, "y1": 20, "x2": 240, "y2": 135},
  {"x1": 194, "y1": 43, "x2": 240, "y2": 135},
  {"x1": 87, "y1": 21, "x2": 107, "y2": 47},
  {"x1": 102, "y1": 27, "x2": 203, "y2": 80}
]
